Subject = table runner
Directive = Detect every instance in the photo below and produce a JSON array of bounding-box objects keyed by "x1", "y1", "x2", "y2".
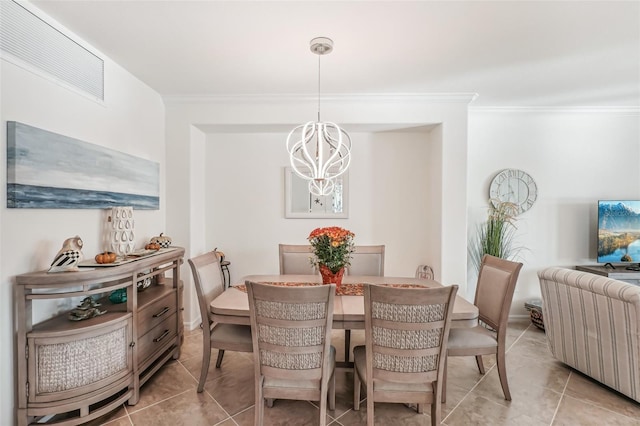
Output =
[{"x1": 234, "y1": 281, "x2": 425, "y2": 296}]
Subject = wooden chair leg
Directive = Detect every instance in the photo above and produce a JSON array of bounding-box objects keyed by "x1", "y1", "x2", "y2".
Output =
[
  {"x1": 496, "y1": 350, "x2": 511, "y2": 400},
  {"x1": 433, "y1": 381, "x2": 443, "y2": 426},
  {"x1": 215, "y1": 349, "x2": 225, "y2": 368},
  {"x1": 417, "y1": 403, "x2": 424, "y2": 414},
  {"x1": 329, "y1": 371, "x2": 336, "y2": 411},
  {"x1": 475, "y1": 355, "x2": 485, "y2": 374},
  {"x1": 344, "y1": 330, "x2": 351, "y2": 362},
  {"x1": 266, "y1": 398, "x2": 274, "y2": 408},
  {"x1": 431, "y1": 395, "x2": 441, "y2": 426},
  {"x1": 354, "y1": 369, "x2": 362, "y2": 410},
  {"x1": 441, "y1": 356, "x2": 447, "y2": 403},
  {"x1": 255, "y1": 377, "x2": 264, "y2": 426},
  {"x1": 319, "y1": 388, "x2": 327, "y2": 426},
  {"x1": 366, "y1": 390, "x2": 374, "y2": 426},
  {"x1": 198, "y1": 347, "x2": 211, "y2": 393}
]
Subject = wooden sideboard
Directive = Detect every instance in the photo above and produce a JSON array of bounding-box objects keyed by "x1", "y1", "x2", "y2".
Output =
[{"x1": 15, "y1": 247, "x2": 185, "y2": 426}]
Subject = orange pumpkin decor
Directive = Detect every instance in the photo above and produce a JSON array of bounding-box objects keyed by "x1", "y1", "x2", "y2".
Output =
[
  {"x1": 94, "y1": 251, "x2": 117, "y2": 264},
  {"x1": 145, "y1": 242, "x2": 161, "y2": 251}
]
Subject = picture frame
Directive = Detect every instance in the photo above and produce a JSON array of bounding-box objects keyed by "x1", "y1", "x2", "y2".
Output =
[
  {"x1": 284, "y1": 167, "x2": 349, "y2": 219},
  {"x1": 7, "y1": 121, "x2": 159, "y2": 209}
]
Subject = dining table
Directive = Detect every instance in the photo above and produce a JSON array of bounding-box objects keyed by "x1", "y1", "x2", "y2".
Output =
[{"x1": 210, "y1": 274, "x2": 479, "y2": 366}]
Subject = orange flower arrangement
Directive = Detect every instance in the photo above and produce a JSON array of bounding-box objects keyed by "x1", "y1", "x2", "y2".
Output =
[{"x1": 308, "y1": 226, "x2": 355, "y2": 273}]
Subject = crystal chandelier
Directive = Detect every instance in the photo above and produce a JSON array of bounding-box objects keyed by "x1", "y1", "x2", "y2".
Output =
[{"x1": 286, "y1": 37, "x2": 352, "y2": 196}]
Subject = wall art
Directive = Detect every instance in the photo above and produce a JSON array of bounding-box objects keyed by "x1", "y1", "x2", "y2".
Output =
[
  {"x1": 7, "y1": 121, "x2": 159, "y2": 209},
  {"x1": 284, "y1": 167, "x2": 348, "y2": 219}
]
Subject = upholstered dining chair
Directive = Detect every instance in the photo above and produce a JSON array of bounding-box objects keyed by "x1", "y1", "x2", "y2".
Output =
[
  {"x1": 346, "y1": 245, "x2": 385, "y2": 276},
  {"x1": 278, "y1": 244, "x2": 316, "y2": 275},
  {"x1": 188, "y1": 252, "x2": 253, "y2": 392},
  {"x1": 246, "y1": 281, "x2": 336, "y2": 426},
  {"x1": 353, "y1": 283, "x2": 458, "y2": 426},
  {"x1": 443, "y1": 254, "x2": 523, "y2": 402}
]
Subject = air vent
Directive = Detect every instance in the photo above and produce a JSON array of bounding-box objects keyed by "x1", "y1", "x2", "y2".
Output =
[{"x1": 0, "y1": 0, "x2": 104, "y2": 100}]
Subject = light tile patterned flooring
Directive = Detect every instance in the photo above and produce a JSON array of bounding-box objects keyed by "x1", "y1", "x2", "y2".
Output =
[{"x1": 88, "y1": 320, "x2": 640, "y2": 425}]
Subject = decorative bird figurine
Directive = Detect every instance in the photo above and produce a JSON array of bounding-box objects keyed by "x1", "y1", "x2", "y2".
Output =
[
  {"x1": 68, "y1": 297, "x2": 106, "y2": 321},
  {"x1": 48, "y1": 236, "x2": 84, "y2": 273}
]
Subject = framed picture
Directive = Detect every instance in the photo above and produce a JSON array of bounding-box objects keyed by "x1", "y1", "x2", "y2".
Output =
[
  {"x1": 284, "y1": 167, "x2": 349, "y2": 219},
  {"x1": 7, "y1": 121, "x2": 159, "y2": 209}
]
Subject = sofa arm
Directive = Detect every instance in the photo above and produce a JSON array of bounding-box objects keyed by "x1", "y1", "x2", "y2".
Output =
[{"x1": 537, "y1": 267, "x2": 640, "y2": 403}]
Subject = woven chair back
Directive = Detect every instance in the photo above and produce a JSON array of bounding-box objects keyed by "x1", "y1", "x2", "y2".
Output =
[
  {"x1": 246, "y1": 281, "x2": 335, "y2": 382},
  {"x1": 364, "y1": 284, "x2": 458, "y2": 385}
]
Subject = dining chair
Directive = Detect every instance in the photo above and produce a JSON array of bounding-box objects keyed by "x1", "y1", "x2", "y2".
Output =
[
  {"x1": 246, "y1": 281, "x2": 336, "y2": 426},
  {"x1": 346, "y1": 245, "x2": 385, "y2": 276},
  {"x1": 353, "y1": 283, "x2": 458, "y2": 426},
  {"x1": 188, "y1": 251, "x2": 253, "y2": 393},
  {"x1": 443, "y1": 254, "x2": 523, "y2": 402},
  {"x1": 278, "y1": 243, "x2": 316, "y2": 275},
  {"x1": 344, "y1": 244, "x2": 385, "y2": 362}
]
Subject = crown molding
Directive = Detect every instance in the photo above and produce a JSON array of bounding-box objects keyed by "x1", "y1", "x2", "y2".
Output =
[
  {"x1": 469, "y1": 106, "x2": 640, "y2": 114},
  {"x1": 163, "y1": 94, "x2": 637, "y2": 113},
  {"x1": 163, "y1": 93, "x2": 479, "y2": 105}
]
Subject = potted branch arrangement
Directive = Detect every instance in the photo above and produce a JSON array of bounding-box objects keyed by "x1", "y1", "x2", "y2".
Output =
[{"x1": 469, "y1": 199, "x2": 521, "y2": 272}]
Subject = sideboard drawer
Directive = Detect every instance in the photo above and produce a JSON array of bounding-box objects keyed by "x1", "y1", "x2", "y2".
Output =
[
  {"x1": 138, "y1": 290, "x2": 177, "y2": 337},
  {"x1": 138, "y1": 312, "x2": 177, "y2": 364}
]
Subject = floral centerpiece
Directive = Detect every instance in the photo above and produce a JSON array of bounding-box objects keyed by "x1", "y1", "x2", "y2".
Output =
[{"x1": 308, "y1": 226, "x2": 355, "y2": 285}]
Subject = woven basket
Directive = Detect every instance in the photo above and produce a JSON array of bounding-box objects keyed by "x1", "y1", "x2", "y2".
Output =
[{"x1": 524, "y1": 299, "x2": 545, "y2": 331}]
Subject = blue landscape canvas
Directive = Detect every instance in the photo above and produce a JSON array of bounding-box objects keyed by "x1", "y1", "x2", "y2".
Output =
[
  {"x1": 597, "y1": 200, "x2": 640, "y2": 263},
  {"x1": 7, "y1": 121, "x2": 159, "y2": 209}
]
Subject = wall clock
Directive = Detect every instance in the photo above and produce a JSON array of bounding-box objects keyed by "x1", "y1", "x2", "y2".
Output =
[{"x1": 489, "y1": 169, "x2": 538, "y2": 215}]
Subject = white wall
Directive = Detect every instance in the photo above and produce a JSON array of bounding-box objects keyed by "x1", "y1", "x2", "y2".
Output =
[
  {"x1": 205, "y1": 129, "x2": 440, "y2": 283},
  {"x1": 0, "y1": 12, "x2": 166, "y2": 424},
  {"x1": 467, "y1": 108, "x2": 640, "y2": 313}
]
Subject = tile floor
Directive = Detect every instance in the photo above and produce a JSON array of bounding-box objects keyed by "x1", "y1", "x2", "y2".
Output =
[{"x1": 87, "y1": 320, "x2": 640, "y2": 425}]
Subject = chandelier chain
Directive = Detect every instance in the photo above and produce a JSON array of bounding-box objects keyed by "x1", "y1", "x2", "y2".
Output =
[{"x1": 317, "y1": 53, "x2": 321, "y2": 122}]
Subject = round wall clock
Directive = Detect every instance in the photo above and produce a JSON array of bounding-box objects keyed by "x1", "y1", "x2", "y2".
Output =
[{"x1": 489, "y1": 169, "x2": 538, "y2": 215}]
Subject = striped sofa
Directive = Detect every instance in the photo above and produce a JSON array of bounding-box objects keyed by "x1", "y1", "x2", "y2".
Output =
[{"x1": 538, "y1": 267, "x2": 640, "y2": 403}]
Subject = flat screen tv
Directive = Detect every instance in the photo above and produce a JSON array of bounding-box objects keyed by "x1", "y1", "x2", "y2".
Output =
[{"x1": 597, "y1": 200, "x2": 640, "y2": 266}]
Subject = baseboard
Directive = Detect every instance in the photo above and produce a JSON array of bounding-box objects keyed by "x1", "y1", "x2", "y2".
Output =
[
  {"x1": 509, "y1": 314, "x2": 530, "y2": 320},
  {"x1": 183, "y1": 317, "x2": 201, "y2": 332}
]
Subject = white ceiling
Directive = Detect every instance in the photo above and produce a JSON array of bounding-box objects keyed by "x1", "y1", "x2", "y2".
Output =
[{"x1": 31, "y1": 0, "x2": 640, "y2": 107}]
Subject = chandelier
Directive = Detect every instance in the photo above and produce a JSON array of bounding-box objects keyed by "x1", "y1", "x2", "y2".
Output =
[{"x1": 286, "y1": 37, "x2": 352, "y2": 196}]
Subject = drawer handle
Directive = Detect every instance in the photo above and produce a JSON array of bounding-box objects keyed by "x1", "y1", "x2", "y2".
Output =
[
  {"x1": 153, "y1": 330, "x2": 170, "y2": 343},
  {"x1": 153, "y1": 307, "x2": 170, "y2": 318}
]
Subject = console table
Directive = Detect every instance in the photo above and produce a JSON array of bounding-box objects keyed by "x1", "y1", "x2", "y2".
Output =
[
  {"x1": 576, "y1": 264, "x2": 640, "y2": 286},
  {"x1": 15, "y1": 247, "x2": 184, "y2": 426}
]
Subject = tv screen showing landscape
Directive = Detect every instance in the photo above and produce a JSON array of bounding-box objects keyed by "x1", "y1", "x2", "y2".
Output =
[{"x1": 598, "y1": 200, "x2": 640, "y2": 263}]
